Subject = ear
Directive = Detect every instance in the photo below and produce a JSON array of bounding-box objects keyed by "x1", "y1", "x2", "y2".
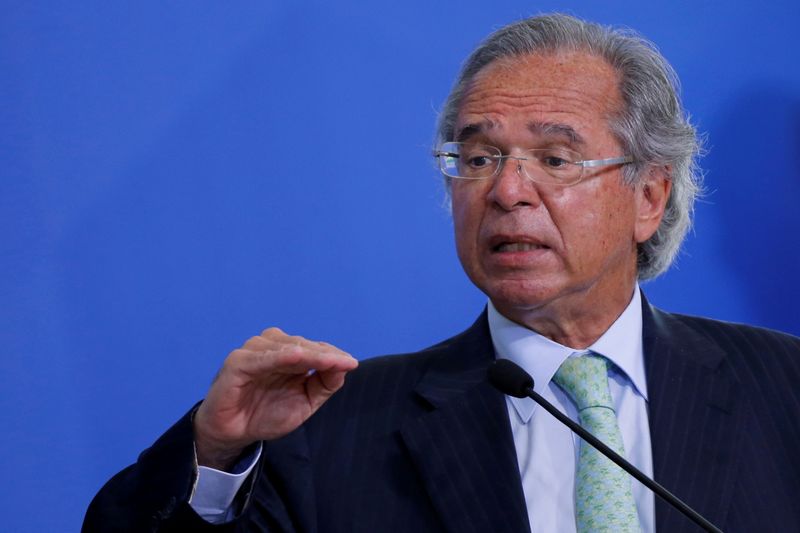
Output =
[{"x1": 634, "y1": 165, "x2": 672, "y2": 243}]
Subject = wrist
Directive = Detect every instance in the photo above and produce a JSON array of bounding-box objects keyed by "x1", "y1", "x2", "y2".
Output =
[
  {"x1": 192, "y1": 408, "x2": 250, "y2": 471},
  {"x1": 194, "y1": 438, "x2": 247, "y2": 471}
]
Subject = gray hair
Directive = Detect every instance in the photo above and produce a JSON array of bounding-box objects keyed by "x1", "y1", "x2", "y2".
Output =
[{"x1": 436, "y1": 13, "x2": 703, "y2": 280}]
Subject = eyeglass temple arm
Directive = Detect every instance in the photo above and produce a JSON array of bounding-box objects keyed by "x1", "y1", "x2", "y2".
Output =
[{"x1": 580, "y1": 155, "x2": 634, "y2": 168}]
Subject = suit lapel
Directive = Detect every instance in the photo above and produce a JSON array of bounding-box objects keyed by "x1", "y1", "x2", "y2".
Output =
[
  {"x1": 643, "y1": 299, "x2": 743, "y2": 532},
  {"x1": 400, "y1": 312, "x2": 531, "y2": 533}
]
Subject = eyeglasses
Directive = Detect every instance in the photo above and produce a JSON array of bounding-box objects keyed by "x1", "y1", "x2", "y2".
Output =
[{"x1": 434, "y1": 142, "x2": 634, "y2": 186}]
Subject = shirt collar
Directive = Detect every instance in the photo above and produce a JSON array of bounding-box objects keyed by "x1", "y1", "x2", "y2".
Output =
[{"x1": 487, "y1": 285, "x2": 647, "y2": 424}]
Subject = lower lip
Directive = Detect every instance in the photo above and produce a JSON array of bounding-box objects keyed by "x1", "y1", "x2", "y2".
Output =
[{"x1": 488, "y1": 247, "x2": 552, "y2": 267}]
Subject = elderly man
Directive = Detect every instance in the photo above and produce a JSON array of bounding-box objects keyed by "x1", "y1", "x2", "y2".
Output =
[{"x1": 85, "y1": 14, "x2": 800, "y2": 533}]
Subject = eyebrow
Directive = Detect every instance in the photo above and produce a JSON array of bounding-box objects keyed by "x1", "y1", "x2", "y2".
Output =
[
  {"x1": 530, "y1": 122, "x2": 586, "y2": 147},
  {"x1": 455, "y1": 122, "x2": 490, "y2": 143},
  {"x1": 454, "y1": 120, "x2": 586, "y2": 147}
]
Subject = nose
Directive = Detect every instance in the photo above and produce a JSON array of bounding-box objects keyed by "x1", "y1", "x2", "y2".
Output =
[{"x1": 487, "y1": 156, "x2": 543, "y2": 210}]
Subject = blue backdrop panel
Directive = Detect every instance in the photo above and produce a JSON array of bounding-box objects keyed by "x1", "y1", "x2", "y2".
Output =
[{"x1": 2, "y1": 1, "x2": 798, "y2": 531}]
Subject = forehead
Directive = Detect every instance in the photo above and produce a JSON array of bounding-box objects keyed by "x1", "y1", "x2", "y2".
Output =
[{"x1": 455, "y1": 52, "x2": 622, "y2": 145}]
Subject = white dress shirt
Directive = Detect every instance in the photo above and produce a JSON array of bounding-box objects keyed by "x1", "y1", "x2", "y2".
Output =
[
  {"x1": 189, "y1": 444, "x2": 262, "y2": 523},
  {"x1": 488, "y1": 285, "x2": 654, "y2": 533},
  {"x1": 191, "y1": 286, "x2": 655, "y2": 530}
]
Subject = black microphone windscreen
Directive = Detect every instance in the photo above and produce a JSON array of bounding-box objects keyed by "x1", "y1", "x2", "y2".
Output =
[{"x1": 487, "y1": 359, "x2": 534, "y2": 398}]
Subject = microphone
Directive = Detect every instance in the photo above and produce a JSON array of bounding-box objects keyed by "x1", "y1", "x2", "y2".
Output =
[{"x1": 488, "y1": 359, "x2": 723, "y2": 533}]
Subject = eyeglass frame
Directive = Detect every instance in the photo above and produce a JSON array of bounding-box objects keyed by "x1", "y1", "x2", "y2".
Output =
[{"x1": 433, "y1": 142, "x2": 635, "y2": 186}]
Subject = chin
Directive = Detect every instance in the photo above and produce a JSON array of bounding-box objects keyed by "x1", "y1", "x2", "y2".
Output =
[{"x1": 482, "y1": 278, "x2": 565, "y2": 315}]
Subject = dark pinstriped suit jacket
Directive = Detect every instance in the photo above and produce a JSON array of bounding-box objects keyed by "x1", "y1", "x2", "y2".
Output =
[{"x1": 84, "y1": 298, "x2": 800, "y2": 532}]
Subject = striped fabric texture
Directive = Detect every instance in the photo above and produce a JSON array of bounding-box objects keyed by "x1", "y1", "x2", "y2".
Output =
[{"x1": 84, "y1": 296, "x2": 800, "y2": 532}]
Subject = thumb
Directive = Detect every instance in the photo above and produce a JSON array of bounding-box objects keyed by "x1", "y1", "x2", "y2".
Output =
[{"x1": 305, "y1": 368, "x2": 350, "y2": 411}]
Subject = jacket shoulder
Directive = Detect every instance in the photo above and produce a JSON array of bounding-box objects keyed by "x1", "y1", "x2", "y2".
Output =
[
  {"x1": 308, "y1": 310, "x2": 492, "y2": 428},
  {"x1": 656, "y1": 308, "x2": 800, "y2": 349},
  {"x1": 651, "y1": 307, "x2": 800, "y2": 385},
  {"x1": 344, "y1": 311, "x2": 490, "y2": 387}
]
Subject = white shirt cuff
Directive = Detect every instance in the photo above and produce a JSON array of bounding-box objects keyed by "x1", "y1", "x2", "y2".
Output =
[{"x1": 188, "y1": 443, "x2": 263, "y2": 524}]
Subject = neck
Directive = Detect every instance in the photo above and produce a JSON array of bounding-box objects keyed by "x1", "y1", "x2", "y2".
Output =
[{"x1": 493, "y1": 283, "x2": 637, "y2": 349}]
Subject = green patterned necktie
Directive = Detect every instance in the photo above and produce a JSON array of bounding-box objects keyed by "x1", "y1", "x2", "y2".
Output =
[{"x1": 553, "y1": 353, "x2": 641, "y2": 533}]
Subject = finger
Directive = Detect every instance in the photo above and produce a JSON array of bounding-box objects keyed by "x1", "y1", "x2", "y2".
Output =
[
  {"x1": 260, "y1": 326, "x2": 286, "y2": 337},
  {"x1": 245, "y1": 329, "x2": 354, "y2": 365},
  {"x1": 242, "y1": 335, "x2": 270, "y2": 350},
  {"x1": 305, "y1": 368, "x2": 351, "y2": 409},
  {"x1": 260, "y1": 328, "x2": 352, "y2": 358},
  {"x1": 258, "y1": 328, "x2": 353, "y2": 366},
  {"x1": 270, "y1": 345, "x2": 358, "y2": 375},
  {"x1": 227, "y1": 344, "x2": 357, "y2": 379}
]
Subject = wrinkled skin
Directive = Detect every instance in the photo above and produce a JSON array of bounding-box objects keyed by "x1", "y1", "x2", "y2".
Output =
[
  {"x1": 193, "y1": 51, "x2": 671, "y2": 469},
  {"x1": 451, "y1": 52, "x2": 671, "y2": 348}
]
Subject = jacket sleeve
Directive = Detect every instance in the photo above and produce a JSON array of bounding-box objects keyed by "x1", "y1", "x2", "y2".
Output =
[
  {"x1": 82, "y1": 406, "x2": 251, "y2": 533},
  {"x1": 82, "y1": 399, "x2": 319, "y2": 532}
]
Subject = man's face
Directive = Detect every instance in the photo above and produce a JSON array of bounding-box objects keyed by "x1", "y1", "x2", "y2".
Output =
[{"x1": 451, "y1": 52, "x2": 665, "y2": 338}]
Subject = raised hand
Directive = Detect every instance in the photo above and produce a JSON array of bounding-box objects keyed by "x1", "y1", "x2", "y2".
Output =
[{"x1": 193, "y1": 327, "x2": 359, "y2": 470}]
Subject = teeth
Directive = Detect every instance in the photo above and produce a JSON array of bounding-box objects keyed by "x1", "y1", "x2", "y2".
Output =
[{"x1": 497, "y1": 242, "x2": 543, "y2": 252}]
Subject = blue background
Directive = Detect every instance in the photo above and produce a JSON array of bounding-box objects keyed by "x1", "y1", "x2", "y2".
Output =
[{"x1": 2, "y1": 1, "x2": 799, "y2": 530}]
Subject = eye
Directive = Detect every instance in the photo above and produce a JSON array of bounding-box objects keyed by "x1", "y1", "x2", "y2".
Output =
[
  {"x1": 542, "y1": 156, "x2": 569, "y2": 168},
  {"x1": 535, "y1": 148, "x2": 577, "y2": 171},
  {"x1": 466, "y1": 155, "x2": 493, "y2": 168},
  {"x1": 459, "y1": 144, "x2": 498, "y2": 169},
  {"x1": 542, "y1": 155, "x2": 569, "y2": 168}
]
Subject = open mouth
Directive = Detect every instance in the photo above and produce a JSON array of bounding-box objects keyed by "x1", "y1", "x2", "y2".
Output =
[{"x1": 492, "y1": 242, "x2": 549, "y2": 253}]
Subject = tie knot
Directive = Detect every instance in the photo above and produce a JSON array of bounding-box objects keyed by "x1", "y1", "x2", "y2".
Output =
[{"x1": 553, "y1": 354, "x2": 613, "y2": 410}]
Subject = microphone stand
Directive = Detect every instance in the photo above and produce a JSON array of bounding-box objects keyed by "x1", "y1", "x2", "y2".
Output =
[{"x1": 523, "y1": 384, "x2": 723, "y2": 533}]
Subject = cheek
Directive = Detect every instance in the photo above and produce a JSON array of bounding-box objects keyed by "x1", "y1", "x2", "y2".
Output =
[
  {"x1": 451, "y1": 188, "x2": 484, "y2": 259},
  {"x1": 583, "y1": 192, "x2": 638, "y2": 258},
  {"x1": 452, "y1": 201, "x2": 473, "y2": 253},
  {"x1": 550, "y1": 182, "x2": 635, "y2": 252},
  {"x1": 452, "y1": 185, "x2": 478, "y2": 225}
]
